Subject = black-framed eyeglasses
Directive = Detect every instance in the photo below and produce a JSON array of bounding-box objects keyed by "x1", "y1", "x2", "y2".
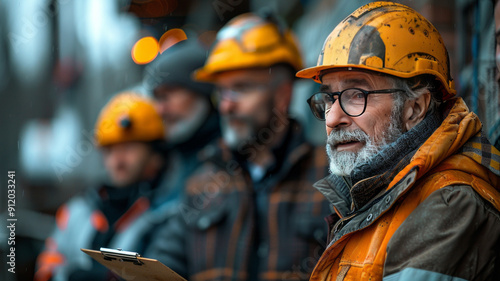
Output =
[{"x1": 306, "y1": 88, "x2": 406, "y2": 120}]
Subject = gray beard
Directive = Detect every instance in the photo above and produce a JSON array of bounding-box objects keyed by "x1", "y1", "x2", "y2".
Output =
[
  {"x1": 221, "y1": 98, "x2": 275, "y2": 150},
  {"x1": 220, "y1": 115, "x2": 257, "y2": 150},
  {"x1": 167, "y1": 99, "x2": 210, "y2": 145},
  {"x1": 326, "y1": 114, "x2": 404, "y2": 176}
]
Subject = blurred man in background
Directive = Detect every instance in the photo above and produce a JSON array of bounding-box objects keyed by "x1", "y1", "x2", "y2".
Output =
[
  {"x1": 142, "y1": 39, "x2": 220, "y2": 206},
  {"x1": 35, "y1": 93, "x2": 169, "y2": 281},
  {"x1": 146, "y1": 13, "x2": 332, "y2": 281},
  {"x1": 297, "y1": 2, "x2": 500, "y2": 280}
]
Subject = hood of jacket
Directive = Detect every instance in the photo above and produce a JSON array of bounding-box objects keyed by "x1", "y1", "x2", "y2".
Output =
[{"x1": 388, "y1": 97, "x2": 499, "y2": 194}]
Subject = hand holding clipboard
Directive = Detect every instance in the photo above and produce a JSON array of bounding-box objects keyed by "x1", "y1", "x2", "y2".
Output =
[{"x1": 81, "y1": 248, "x2": 186, "y2": 281}]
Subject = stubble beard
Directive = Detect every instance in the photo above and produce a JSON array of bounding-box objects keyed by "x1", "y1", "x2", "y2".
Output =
[{"x1": 221, "y1": 99, "x2": 275, "y2": 150}]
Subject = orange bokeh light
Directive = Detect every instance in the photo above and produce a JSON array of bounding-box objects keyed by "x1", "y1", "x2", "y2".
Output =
[
  {"x1": 159, "y1": 28, "x2": 187, "y2": 54},
  {"x1": 131, "y1": 36, "x2": 159, "y2": 64}
]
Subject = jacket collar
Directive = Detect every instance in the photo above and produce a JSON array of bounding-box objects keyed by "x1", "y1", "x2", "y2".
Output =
[{"x1": 389, "y1": 98, "x2": 495, "y2": 187}]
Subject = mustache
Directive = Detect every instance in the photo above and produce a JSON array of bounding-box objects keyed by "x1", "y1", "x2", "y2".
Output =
[
  {"x1": 112, "y1": 162, "x2": 130, "y2": 172},
  {"x1": 161, "y1": 114, "x2": 182, "y2": 122},
  {"x1": 327, "y1": 129, "x2": 370, "y2": 148},
  {"x1": 222, "y1": 114, "x2": 254, "y2": 124}
]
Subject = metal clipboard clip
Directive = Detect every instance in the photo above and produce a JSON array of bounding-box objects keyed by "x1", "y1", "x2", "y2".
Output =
[{"x1": 100, "y1": 247, "x2": 143, "y2": 265}]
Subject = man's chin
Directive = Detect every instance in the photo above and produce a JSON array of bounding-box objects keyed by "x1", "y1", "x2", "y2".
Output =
[
  {"x1": 326, "y1": 145, "x2": 359, "y2": 176},
  {"x1": 167, "y1": 125, "x2": 195, "y2": 145},
  {"x1": 162, "y1": 118, "x2": 179, "y2": 127},
  {"x1": 328, "y1": 154, "x2": 356, "y2": 176},
  {"x1": 166, "y1": 116, "x2": 206, "y2": 144},
  {"x1": 221, "y1": 118, "x2": 252, "y2": 149},
  {"x1": 222, "y1": 127, "x2": 246, "y2": 149},
  {"x1": 329, "y1": 166, "x2": 349, "y2": 176},
  {"x1": 111, "y1": 179, "x2": 134, "y2": 188}
]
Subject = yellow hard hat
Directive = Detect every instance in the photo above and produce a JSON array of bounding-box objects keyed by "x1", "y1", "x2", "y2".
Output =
[
  {"x1": 95, "y1": 92, "x2": 165, "y2": 147},
  {"x1": 194, "y1": 13, "x2": 303, "y2": 82},
  {"x1": 296, "y1": 1, "x2": 456, "y2": 100}
]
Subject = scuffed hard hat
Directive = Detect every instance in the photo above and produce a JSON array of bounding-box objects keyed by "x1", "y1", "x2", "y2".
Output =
[
  {"x1": 296, "y1": 1, "x2": 456, "y2": 100},
  {"x1": 194, "y1": 12, "x2": 303, "y2": 82}
]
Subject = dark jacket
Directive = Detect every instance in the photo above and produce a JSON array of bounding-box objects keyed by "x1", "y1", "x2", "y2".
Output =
[
  {"x1": 146, "y1": 120, "x2": 332, "y2": 281},
  {"x1": 157, "y1": 108, "x2": 221, "y2": 207}
]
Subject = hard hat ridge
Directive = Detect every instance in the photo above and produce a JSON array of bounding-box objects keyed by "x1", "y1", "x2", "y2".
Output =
[{"x1": 296, "y1": 1, "x2": 456, "y2": 100}]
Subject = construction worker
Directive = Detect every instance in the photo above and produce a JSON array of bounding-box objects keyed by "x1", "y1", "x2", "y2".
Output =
[
  {"x1": 145, "y1": 13, "x2": 332, "y2": 281},
  {"x1": 142, "y1": 39, "x2": 220, "y2": 201},
  {"x1": 35, "y1": 92, "x2": 169, "y2": 281},
  {"x1": 296, "y1": 2, "x2": 500, "y2": 280}
]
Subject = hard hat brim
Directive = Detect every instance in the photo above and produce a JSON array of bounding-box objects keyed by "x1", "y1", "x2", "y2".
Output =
[
  {"x1": 296, "y1": 64, "x2": 456, "y2": 99},
  {"x1": 193, "y1": 67, "x2": 215, "y2": 83}
]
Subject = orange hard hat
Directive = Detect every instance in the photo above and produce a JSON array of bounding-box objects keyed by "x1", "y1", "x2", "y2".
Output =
[
  {"x1": 296, "y1": 1, "x2": 456, "y2": 100},
  {"x1": 94, "y1": 92, "x2": 165, "y2": 146},
  {"x1": 194, "y1": 13, "x2": 303, "y2": 82}
]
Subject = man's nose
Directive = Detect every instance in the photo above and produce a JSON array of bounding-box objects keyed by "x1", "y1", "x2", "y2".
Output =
[
  {"x1": 325, "y1": 100, "x2": 351, "y2": 130},
  {"x1": 218, "y1": 98, "x2": 237, "y2": 115}
]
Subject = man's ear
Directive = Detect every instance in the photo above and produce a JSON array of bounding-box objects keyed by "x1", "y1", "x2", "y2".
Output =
[{"x1": 403, "y1": 92, "x2": 431, "y2": 131}]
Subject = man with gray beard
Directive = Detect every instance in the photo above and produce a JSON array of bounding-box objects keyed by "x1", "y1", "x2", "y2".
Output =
[{"x1": 297, "y1": 2, "x2": 500, "y2": 280}]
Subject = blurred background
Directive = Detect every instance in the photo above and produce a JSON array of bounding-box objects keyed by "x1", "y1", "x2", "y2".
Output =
[{"x1": 0, "y1": 0, "x2": 498, "y2": 280}]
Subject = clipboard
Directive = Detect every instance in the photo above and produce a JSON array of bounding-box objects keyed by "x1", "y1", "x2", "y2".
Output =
[{"x1": 81, "y1": 248, "x2": 186, "y2": 281}]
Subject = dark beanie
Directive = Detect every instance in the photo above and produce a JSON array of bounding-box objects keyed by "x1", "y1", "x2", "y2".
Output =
[{"x1": 143, "y1": 39, "x2": 214, "y2": 97}]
